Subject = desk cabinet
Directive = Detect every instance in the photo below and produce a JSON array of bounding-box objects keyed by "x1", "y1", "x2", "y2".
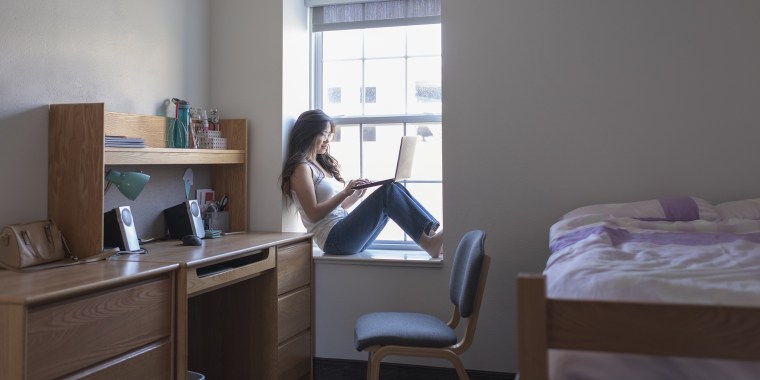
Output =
[
  {"x1": 277, "y1": 241, "x2": 314, "y2": 380},
  {"x1": 112, "y1": 232, "x2": 313, "y2": 380},
  {"x1": 0, "y1": 261, "x2": 177, "y2": 380}
]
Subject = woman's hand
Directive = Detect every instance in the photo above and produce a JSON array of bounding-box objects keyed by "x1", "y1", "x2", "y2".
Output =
[
  {"x1": 341, "y1": 179, "x2": 369, "y2": 208},
  {"x1": 343, "y1": 179, "x2": 369, "y2": 197}
]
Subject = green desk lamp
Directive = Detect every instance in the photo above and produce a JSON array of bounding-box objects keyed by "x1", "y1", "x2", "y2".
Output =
[{"x1": 105, "y1": 169, "x2": 150, "y2": 201}]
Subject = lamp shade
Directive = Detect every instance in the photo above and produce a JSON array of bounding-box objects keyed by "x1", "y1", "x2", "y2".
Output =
[{"x1": 106, "y1": 169, "x2": 150, "y2": 201}]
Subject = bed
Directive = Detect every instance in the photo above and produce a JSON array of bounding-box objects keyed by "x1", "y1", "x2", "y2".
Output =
[{"x1": 517, "y1": 196, "x2": 760, "y2": 380}]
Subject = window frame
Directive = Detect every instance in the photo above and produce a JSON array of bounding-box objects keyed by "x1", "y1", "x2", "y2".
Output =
[{"x1": 310, "y1": 8, "x2": 442, "y2": 250}]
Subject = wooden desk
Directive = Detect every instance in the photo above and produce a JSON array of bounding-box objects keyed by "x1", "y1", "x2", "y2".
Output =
[
  {"x1": 0, "y1": 261, "x2": 178, "y2": 379},
  {"x1": 44, "y1": 104, "x2": 309, "y2": 378},
  {"x1": 116, "y1": 232, "x2": 314, "y2": 380}
]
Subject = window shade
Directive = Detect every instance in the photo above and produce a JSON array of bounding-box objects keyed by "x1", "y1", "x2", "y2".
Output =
[
  {"x1": 312, "y1": 0, "x2": 440, "y2": 32},
  {"x1": 305, "y1": 0, "x2": 385, "y2": 6}
]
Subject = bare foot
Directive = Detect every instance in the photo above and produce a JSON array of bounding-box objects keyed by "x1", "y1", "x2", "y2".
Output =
[{"x1": 419, "y1": 230, "x2": 443, "y2": 258}]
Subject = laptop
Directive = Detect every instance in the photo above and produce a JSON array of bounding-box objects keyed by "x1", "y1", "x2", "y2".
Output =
[{"x1": 352, "y1": 136, "x2": 418, "y2": 190}]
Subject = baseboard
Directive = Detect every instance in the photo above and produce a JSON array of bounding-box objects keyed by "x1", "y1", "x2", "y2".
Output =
[{"x1": 314, "y1": 357, "x2": 516, "y2": 380}]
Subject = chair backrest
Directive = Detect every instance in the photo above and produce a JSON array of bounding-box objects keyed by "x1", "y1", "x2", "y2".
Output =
[{"x1": 449, "y1": 230, "x2": 487, "y2": 318}]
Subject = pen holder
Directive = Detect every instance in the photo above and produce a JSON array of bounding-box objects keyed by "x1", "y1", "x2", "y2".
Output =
[
  {"x1": 197, "y1": 130, "x2": 227, "y2": 149},
  {"x1": 208, "y1": 211, "x2": 229, "y2": 232}
]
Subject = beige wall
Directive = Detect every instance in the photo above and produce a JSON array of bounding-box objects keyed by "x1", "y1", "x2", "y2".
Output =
[
  {"x1": 0, "y1": 0, "x2": 210, "y2": 229},
  {"x1": 209, "y1": 0, "x2": 310, "y2": 233},
  {"x1": 441, "y1": 0, "x2": 760, "y2": 371}
]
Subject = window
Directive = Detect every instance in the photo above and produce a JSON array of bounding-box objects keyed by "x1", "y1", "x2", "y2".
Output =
[{"x1": 311, "y1": 0, "x2": 442, "y2": 249}]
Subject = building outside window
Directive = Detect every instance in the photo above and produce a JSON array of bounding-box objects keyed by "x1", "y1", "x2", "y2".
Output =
[{"x1": 311, "y1": 0, "x2": 442, "y2": 249}]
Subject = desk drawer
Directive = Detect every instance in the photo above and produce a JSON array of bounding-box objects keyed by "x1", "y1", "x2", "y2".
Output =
[
  {"x1": 278, "y1": 330, "x2": 311, "y2": 380},
  {"x1": 278, "y1": 286, "x2": 311, "y2": 343},
  {"x1": 65, "y1": 340, "x2": 172, "y2": 380},
  {"x1": 187, "y1": 246, "x2": 276, "y2": 296},
  {"x1": 27, "y1": 277, "x2": 172, "y2": 380},
  {"x1": 277, "y1": 241, "x2": 312, "y2": 295}
]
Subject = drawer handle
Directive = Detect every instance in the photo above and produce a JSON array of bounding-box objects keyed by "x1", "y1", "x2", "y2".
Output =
[{"x1": 196, "y1": 250, "x2": 269, "y2": 278}]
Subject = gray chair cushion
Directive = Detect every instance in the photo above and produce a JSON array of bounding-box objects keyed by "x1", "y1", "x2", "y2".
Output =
[
  {"x1": 354, "y1": 312, "x2": 457, "y2": 351},
  {"x1": 449, "y1": 230, "x2": 486, "y2": 318}
]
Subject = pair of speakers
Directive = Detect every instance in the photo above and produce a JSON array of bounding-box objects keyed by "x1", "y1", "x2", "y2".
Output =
[{"x1": 104, "y1": 200, "x2": 205, "y2": 251}]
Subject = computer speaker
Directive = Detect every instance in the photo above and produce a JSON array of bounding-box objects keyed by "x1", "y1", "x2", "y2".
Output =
[
  {"x1": 164, "y1": 200, "x2": 206, "y2": 239},
  {"x1": 103, "y1": 206, "x2": 141, "y2": 251}
]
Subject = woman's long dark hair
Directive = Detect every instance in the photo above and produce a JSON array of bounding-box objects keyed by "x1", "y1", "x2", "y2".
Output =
[{"x1": 280, "y1": 110, "x2": 343, "y2": 200}]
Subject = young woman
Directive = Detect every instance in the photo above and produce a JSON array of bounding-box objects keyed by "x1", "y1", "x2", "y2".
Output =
[{"x1": 280, "y1": 109, "x2": 444, "y2": 257}]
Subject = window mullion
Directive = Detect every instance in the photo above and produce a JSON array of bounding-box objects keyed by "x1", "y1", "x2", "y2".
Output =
[
  {"x1": 359, "y1": 123, "x2": 364, "y2": 178},
  {"x1": 313, "y1": 32, "x2": 324, "y2": 109},
  {"x1": 334, "y1": 115, "x2": 441, "y2": 124},
  {"x1": 404, "y1": 27, "x2": 409, "y2": 115}
]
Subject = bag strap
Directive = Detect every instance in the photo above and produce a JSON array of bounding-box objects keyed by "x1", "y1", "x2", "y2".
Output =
[
  {"x1": 60, "y1": 230, "x2": 79, "y2": 261},
  {"x1": 0, "y1": 250, "x2": 118, "y2": 272},
  {"x1": 20, "y1": 222, "x2": 59, "y2": 260}
]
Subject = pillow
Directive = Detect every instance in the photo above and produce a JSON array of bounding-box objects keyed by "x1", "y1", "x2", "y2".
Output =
[
  {"x1": 715, "y1": 198, "x2": 760, "y2": 220},
  {"x1": 562, "y1": 196, "x2": 720, "y2": 222},
  {"x1": 655, "y1": 196, "x2": 720, "y2": 222}
]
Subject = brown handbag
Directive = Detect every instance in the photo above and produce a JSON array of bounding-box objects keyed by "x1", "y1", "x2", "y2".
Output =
[{"x1": 0, "y1": 219, "x2": 79, "y2": 271}]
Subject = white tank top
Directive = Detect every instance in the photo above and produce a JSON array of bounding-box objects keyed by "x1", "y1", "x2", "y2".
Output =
[{"x1": 292, "y1": 162, "x2": 348, "y2": 249}]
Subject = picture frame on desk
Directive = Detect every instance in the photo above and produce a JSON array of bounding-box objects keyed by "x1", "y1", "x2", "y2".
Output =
[{"x1": 196, "y1": 189, "x2": 215, "y2": 206}]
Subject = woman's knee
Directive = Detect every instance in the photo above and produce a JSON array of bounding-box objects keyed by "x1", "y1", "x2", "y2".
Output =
[{"x1": 384, "y1": 182, "x2": 405, "y2": 194}]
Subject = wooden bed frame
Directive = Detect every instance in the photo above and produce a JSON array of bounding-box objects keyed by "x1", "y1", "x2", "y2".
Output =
[{"x1": 516, "y1": 273, "x2": 760, "y2": 380}]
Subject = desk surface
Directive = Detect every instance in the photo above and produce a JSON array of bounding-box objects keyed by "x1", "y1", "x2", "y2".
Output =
[
  {"x1": 115, "y1": 232, "x2": 312, "y2": 268},
  {"x1": 0, "y1": 261, "x2": 178, "y2": 306},
  {"x1": 0, "y1": 232, "x2": 311, "y2": 306}
]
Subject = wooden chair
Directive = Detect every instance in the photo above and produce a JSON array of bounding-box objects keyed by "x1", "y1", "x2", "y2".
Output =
[{"x1": 354, "y1": 230, "x2": 491, "y2": 380}]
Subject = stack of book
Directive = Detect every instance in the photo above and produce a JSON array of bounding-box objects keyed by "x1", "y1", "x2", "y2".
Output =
[{"x1": 105, "y1": 135, "x2": 145, "y2": 148}]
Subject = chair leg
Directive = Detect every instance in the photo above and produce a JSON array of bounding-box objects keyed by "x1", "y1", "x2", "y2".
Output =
[
  {"x1": 366, "y1": 350, "x2": 379, "y2": 380},
  {"x1": 448, "y1": 355, "x2": 470, "y2": 380},
  {"x1": 367, "y1": 347, "x2": 385, "y2": 380},
  {"x1": 366, "y1": 351, "x2": 372, "y2": 380},
  {"x1": 367, "y1": 347, "x2": 470, "y2": 380},
  {"x1": 421, "y1": 349, "x2": 469, "y2": 380}
]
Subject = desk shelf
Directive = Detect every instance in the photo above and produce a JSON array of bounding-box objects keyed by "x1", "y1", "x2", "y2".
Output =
[
  {"x1": 105, "y1": 147, "x2": 245, "y2": 165},
  {"x1": 49, "y1": 103, "x2": 248, "y2": 259}
]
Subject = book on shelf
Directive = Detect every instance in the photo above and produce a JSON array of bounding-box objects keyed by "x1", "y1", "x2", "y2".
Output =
[{"x1": 105, "y1": 135, "x2": 145, "y2": 148}]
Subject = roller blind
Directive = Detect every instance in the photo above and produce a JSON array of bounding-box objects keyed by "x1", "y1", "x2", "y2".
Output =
[
  {"x1": 305, "y1": 0, "x2": 385, "y2": 6},
  {"x1": 311, "y1": 0, "x2": 440, "y2": 32}
]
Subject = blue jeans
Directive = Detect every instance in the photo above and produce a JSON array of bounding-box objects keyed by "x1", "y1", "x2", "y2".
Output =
[{"x1": 322, "y1": 183, "x2": 440, "y2": 255}]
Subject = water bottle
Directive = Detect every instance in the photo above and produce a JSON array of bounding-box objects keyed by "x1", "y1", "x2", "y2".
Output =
[{"x1": 168, "y1": 98, "x2": 190, "y2": 148}]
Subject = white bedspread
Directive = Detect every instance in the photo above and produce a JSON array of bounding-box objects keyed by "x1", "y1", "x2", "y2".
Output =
[
  {"x1": 544, "y1": 199, "x2": 760, "y2": 380},
  {"x1": 546, "y1": 215, "x2": 760, "y2": 306}
]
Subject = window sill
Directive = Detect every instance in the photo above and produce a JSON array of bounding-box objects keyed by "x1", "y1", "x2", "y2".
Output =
[{"x1": 313, "y1": 247, "x2": 444, "y2": 268}]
